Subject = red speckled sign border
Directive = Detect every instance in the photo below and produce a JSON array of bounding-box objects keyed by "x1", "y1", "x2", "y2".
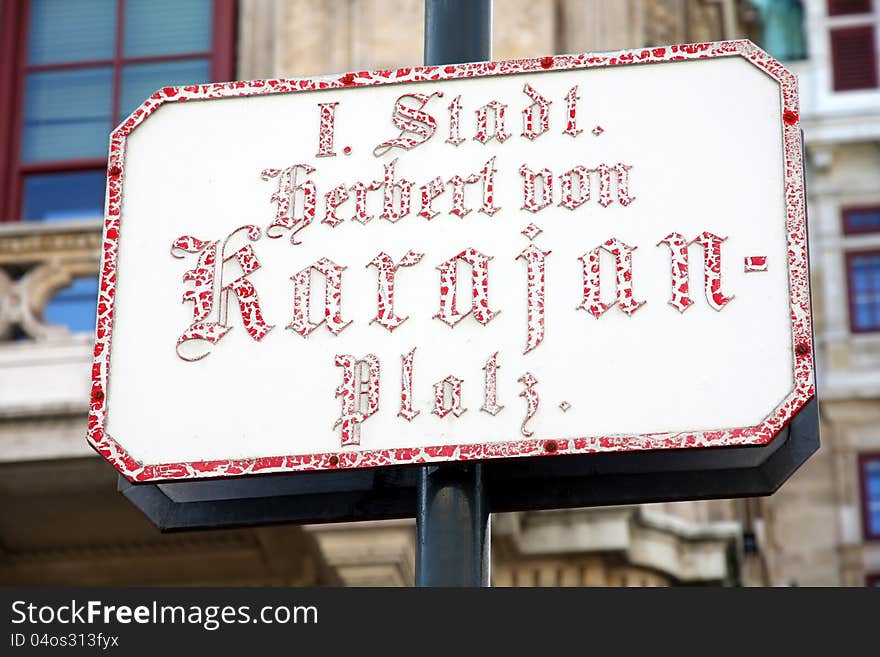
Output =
[{"x1": 88, "y1": 40, "x2": 814, "y2": 482}]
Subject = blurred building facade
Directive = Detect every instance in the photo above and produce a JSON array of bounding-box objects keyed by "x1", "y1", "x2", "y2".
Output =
[{"x1": 0, "y1": 0, "x2": 878, "y2": 586}]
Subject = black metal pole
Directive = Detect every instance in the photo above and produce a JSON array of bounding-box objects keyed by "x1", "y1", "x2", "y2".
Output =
[
  {"x1": 424, "y1": 0, "x2": 492, "y2": 65},
  {"x1": 417, "y1": 0, "x2": 492, "y2": 587},
  {"x1": 417, "y1": 464, "x2": 490, "y2": 586}
]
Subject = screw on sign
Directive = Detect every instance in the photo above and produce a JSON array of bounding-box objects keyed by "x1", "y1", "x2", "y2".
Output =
[{"x1": 89, "y1": 41, "x2": 813, "y2": 482}]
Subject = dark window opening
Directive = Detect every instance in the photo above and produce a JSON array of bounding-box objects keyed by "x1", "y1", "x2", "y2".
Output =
[
  {"x1": 830, "y1": 26, "x2": 878, "y2": 91},
  {"x1": 828, "y1": 0, "x2": 873, "y2": 16}
]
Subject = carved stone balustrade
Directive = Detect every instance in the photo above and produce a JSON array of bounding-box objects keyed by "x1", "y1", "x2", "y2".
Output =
[
  {"x1": 0, "y1": 220, "x2": 102, "y2": 463},
  {"x1": 0, "y1": 219, "x2": 102, "y2": 342}
]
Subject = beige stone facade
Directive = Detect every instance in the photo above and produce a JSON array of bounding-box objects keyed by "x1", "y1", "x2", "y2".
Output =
[
  {"x1": 237, "y1": 0, "x2": 759, "y2": 79},
  {"x1": 2, "y1": 0, "x2": 878, "y2": 587}
]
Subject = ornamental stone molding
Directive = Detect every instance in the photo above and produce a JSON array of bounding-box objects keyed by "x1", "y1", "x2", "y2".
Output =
[{"x1": 494, "y1": 507, "x2": 741, "y2": 585}]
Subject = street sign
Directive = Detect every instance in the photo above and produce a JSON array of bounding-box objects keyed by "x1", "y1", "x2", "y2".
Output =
[{"x1": 90, "y1": 40, "x2": 814, "y2": 483}]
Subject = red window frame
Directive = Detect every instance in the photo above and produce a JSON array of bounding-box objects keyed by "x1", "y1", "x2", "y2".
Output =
[
  {"x1": 845, "y1": 250, "x2": 880, "y2": 333},
  {"x1": 0, "y1": 0, "x2": 236, "y2": 223},
  {"x1": 842, "y1": 205, "x2": 880, "y2": 235},
  {"x1": 859, "y1": 453, "x2": 880, "y2": 541}
]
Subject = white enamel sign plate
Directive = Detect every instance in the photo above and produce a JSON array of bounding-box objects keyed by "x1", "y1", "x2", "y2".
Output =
[{"x1": 89, "y1": 41, "x2": 814, "y2": 482}]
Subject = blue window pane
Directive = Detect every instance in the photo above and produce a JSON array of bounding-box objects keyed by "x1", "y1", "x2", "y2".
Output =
[
  {"x1": 867, "y1": 461, "x2": 880, "y2": 536},
  {"x1": 44, "y1": 276, "x2": 99, "y2": 334},
  {"x1": 123, "y1": 0, "x2": 212, "y2": 58},
  {"x1": 846, "y1": 209, "x2": 880, "y2": 233},
  {"x1": 853, "y1": 270, "x2": 869, "y2": 291},
  {"x1": 22, "y1": 68, "x2": 113, "y2": 162},
  {"x1": 118, "y1": 58, "x2": 210, "y2": 120},
  {"x1": 21, "y1": 171, "x2": 105, "y2": 222},
  {"x1": 28, "y1": 0, "x2": 117, "y2": 65},
  {"x1": 869, "y1": 478, "x2": 880, "y2": 499},
  {"x1": 850, "y1": 254, "x2": 880, "y2": 332}
]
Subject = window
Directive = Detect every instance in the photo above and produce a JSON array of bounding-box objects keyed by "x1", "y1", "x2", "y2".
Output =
[
  {"x1": 868, "y1": 574, "x2": 880, "y2": 587},
  {"x1": 752, "y1": 0, "x2": 808, "y2": 61},
  {"x1": 830, "y1": 25, "x2": 879, "y2": 91},
  {"x1": 0, "y1": 0, "x2": 235, "y2": 331},
  {"x1": 843, "y1": 206, "x2": 880, "y2": 235},
  {"x1": 826, "y1": 1, "x2": 878, "y2": 91},
  {"x1": 846, "y1": 251, "x2": 880, "y2": 332},
  {"x1": 861, "y1": 454, "x2": 880, "y2": 540},
  {"x1": 3, "y1": 0, "x2": 235, "y2": 223},
  {"x1": 843, "y1": 205, "x2": 880, "y2": 333}
]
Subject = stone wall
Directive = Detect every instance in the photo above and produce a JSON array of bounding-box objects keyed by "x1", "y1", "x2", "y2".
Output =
[{"x1": 238, "y1": 0, "x2": 748, "y2": 78}]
